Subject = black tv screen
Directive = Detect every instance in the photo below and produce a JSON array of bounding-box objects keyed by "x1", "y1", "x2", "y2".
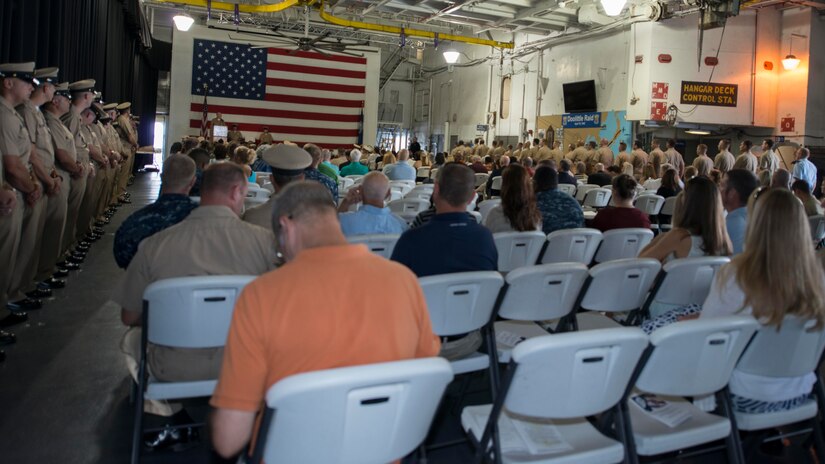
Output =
[{"x1": 562, "y1": 80, "x2": 597, "y2": 113}]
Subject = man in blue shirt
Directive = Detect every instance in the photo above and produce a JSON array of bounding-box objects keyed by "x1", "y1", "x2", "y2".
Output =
[
  {"x1": 391, "y1": 163, "x2": 497, "y2": 360},
  {"x1": 792, "y1": 147, "x2": 817, "y2": 192},
  {"x1": 302, "y1": 143, "x2": 338, "y2": 201},
  {"x1": 384, "y1": 149, "x2": 416, "y2": 181},
  {"x1": 338, "y1": 172, "x2": 408, "y2": 237},
  {"x1": 720, "y1": 169, "x2": 758, "y2": 255},
  {"x1": 113, "y1": 154, "x2": 198, "y2": 268}
]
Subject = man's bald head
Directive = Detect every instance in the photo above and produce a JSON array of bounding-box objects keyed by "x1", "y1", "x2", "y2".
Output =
[
  {"x1": 271, "y1": 181, "x2": 343, "y2": 262},
  {"x1": 500, "y1": 155, "x2": 510, "y2": 167},
  {"x1": 360, "y1": 172, "x2": 391, "y2": 206},
  {"x1": 397, "y1": 149, "x2": 410, "y2": 161}
]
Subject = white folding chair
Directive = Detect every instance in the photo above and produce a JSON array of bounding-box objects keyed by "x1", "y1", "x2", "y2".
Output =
[
  {"x1": 623, "y1": 316, "x2": 759, "y2": 463},
  {"x1": 419, "y1": 271, "x2": 505, "y2": 380},
  {"x1": 493, "y1": 263, "x2": 590, "y2": 362},
  {"x1": 490, "y1": 176, "x2": 503, "y2": 196},
  {"x1": 261, "y1": 182, "x2": 275, "y2": 194},
  {"x1": 565, "y1": 258, "x2": 661, "y2": 331},
  {"x1": 338, "y1": 176, "x2": 355, "y2": 192},
  {"x1": 466, "y1": 192, "x2": 479, "y2": 212},
  {"x1": 190, "y1": 196, "x2": 201, "y2": 204},
  {"x1": 347, "y1": 234, "x2": 400, "y2": 259},
  {"x1": 463, "y1": 328, "x2": 649, "y2": 464},
  {"x1": 557, "y1": 183, "x2": 577, "y2": 196},
  {"x1": 474, "y1": 172, "x2": 490, "y2": 188},
  {"x1": 540, "y1": 228, "x2": 603, "y2": 265},
  {"x1": 417, "y1": 167, "x2": 431, "y2": 179},
  {"x1": 634, "y1": 256, "x2": 730, "y2": 323},
  {"x1": 634, "y1": 194, "x2": 665, "y2": 232},
  {"x1": 810, "y1": 214, "x2": 825, "y2": 247},
  {"x1": 733, "y1": 317, "x2": 825, "y2": 461},
  {"x1": 659, "y1": 196, "x2": 678, "y2": 232},
  {"x1": 478, "y1": 199, "x2": 501, "y2": 223},
  {"x1": 583, "y1": 188, "x2": 613, "y2": 209},
  {"x1": 388, "y1": 198, "x2": 430, "y2": 214},
  {"x1": 575, "y1": 183, "x2": 600, "y2": 203},
  {"x1": 244, "y1": 196, "x2": 269, "y2": 211},
  {"x1": 388, "y1": 190, "x2": 403, "y2": 202},
  {"x1": 390, "y1": 182, "x2": 413, "y2": 197},
  {"x1": 131, "y1": 275, "x2": 256, "y2": 464},
  {"x1": 594, "y1": 228, "x2": 654, "y2": 263},
  {"x1": 469, "y1": 211, "x2": 482, "y2": 223},
  {"x1": 345, "y1": 174, "x2": 365, "y2": 181},
  {"x1": 250, "y1": 358, "x2": 454, "y2": 464},
  {"x1": 493, "y1": 231, "x2": 547, "y2": 272},
  {"x1": 246, "y1": 185, "x2": 270, "y2": 199}
]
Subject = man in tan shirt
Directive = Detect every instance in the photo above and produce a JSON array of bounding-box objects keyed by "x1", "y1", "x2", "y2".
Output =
[
  {"x1": 115, "y1": 163, "x2": 277, "y2": 444},
  {"x1": 664, "y1": 139, "x2": 685, "y2": 177},
  {"x1": 631, "y1": 140, "x2": 648, "y2": 176},
  {"x1": 758, "y1": 139, "x2": 780, "y2": 174},
  {"x1": 714, "y1": 139, "x2": 736, "y2": 174},
  {"x1": 549, "y1": 140, "x2": 564, "y2": 164},
  {"x1": 571, "y1": 140, "x2": 587, "y2": 163},
  {"x1": 692, "y1": 144, "x2": 714, "y2": 177},
  {"x1": 615, "y1": 142, "x2": 630, "y2": 168},
  {"x1": 733, "y1": 140, "x2": 758, "y2": 174},
  {"x1": 535, "y1": 139, "x2": 552, "y2": 162},
  {"x1": 649, "y1": 139, "x2": 666, "y2": 174}
]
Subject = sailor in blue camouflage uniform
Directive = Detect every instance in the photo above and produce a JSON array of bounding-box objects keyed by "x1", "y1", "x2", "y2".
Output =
[
  {"x1": 301, "y1": 143, "x2": 338, "y2": 202},
  {"x1": 534, "y1": 166, "x2": 584, "y2": 235},
  {"x1": 113, "y1": 154, "x2": 198, "y2": 269}
]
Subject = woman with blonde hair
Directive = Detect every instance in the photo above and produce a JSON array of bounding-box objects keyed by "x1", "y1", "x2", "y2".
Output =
[
  {"x1": 380, "y1": 152, "x2": 396, "y2": 172},
  {"x1": 699, "y1": 188, "x2": 825, "y2": 413},
  {"x1": 415, "y1": 151, "x2": 432, "y2": 169},
  {"x1": 232, "y1": 145, "x2": 256, "y2": 182},
  {"x1": 483, "y1": 164, "x2": 542, "y2": 233},
  {"x1": 622, "y1": 162, "x2": 634, "y2": 177}
]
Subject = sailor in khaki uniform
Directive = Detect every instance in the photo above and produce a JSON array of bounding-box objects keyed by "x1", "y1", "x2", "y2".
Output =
[
  {"x1": 535, "y1": 139, "x2": 552, "y2": 162},
  {"x1": 243, "y1": 144, "x2": 312, "y2": 229},
  {"x1": 16, "y1": 67, "x2": 65, "y2": 295},
  {"x1": 0, "y1": 63, "x2": 44, "y2": 312},
  {"x1": 101, "y1": 102, "x2": 123, "y2": 206},
  {"x1": 76, "y1": 105, "x2": 108, "y2": 244},
  {"x1": 43, "y1": 82, "x2": 80, "y2": 280},
  {"x1": 115, "y1": 102, "x2": 137, "y2": 200},
  {"x1": 549, "y1": 140, "x2": 564, "y2": 164}
]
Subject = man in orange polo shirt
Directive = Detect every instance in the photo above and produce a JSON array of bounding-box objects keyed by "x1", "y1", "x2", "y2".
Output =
[{"x1": 209, "y1": 180, "x2": 441, "y2": 459}]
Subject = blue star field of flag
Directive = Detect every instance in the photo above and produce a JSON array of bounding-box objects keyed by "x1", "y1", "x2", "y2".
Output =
[{"x1": 191, "y1": 39, "x2": 267, "y2": 100}]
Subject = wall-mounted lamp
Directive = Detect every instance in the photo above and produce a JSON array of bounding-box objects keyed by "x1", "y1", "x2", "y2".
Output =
[
  {"x1": 782, "y1": 33, "x2": 806, "y2": 71},
  {"x1": 173, "y1": 12, "x2": 195, "y2": 32},
  {"x1": 600, "y1": 0, "x2": 627, "y2": 16},
  {"x1": 443, "y1": 50, "x2": 461, "y2": 64}
]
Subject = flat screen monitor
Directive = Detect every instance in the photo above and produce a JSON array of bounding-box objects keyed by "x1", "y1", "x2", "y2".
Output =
[
  {"x1": 213, "y1": 125, "x2": 228, "y2": 138},
  {"x1": 562, "y1": 80, "x2": 597, "y2": 113}
]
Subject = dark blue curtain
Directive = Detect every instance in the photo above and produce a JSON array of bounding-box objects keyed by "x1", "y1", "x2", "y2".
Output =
[{"x1": 0, "y1": 0, "x2": 171, "y2": 146}]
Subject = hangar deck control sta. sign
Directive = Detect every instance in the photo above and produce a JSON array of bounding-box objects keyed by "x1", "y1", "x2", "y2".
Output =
[{"x1": 680, "y1": 81, "x2": 738, "y2": 107}]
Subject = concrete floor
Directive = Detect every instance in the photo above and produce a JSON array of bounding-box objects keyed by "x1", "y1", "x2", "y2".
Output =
[{"x1": 0, "y1": 172, "x2": 815, "y2": 463}]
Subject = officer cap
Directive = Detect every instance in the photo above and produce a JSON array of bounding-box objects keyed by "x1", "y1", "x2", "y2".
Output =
[
  {"x1": 116, "y1": 102, "x2": 131, "y2": 111},
  {"x1": 54, "y1": 82, "x2": 71, "y2": 99},
  {"x1": 0, "y1": 62, "x2": 38, "y2": 85},
  {"x1": 262, "y1": 144, "x2": 312, "y2": 176},
  {"x1": 69, "y1": 79, "x2": 96, "y2": 94},
  {"x1": 34, "y1": 67, "x2": 59, "y2": 85}
]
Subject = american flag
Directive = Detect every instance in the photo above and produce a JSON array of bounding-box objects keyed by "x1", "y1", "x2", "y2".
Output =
[
  {"x1": 189, "y1": 39, "x2": 366, "y2": 149},
  {"x1": 199, "y1": 83, "x2": 208, "y2": 138}
]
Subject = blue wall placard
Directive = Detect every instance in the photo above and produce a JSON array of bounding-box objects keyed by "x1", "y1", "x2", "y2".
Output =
[{"x1": 562, "y1": 112, "x2": 602, "y2": 128}]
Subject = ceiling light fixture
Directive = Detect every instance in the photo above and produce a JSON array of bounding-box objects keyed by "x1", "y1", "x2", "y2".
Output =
[
  {"x1": 685, "y1": 129, "x2": 711, "y2": 135},
  {"x1": 443, "y1": 50, "x2": 460, "y2": 64},
  {"x1": 782, "y1": 33, "x2": 805, "y2": 71},
  {"x1": 600, "y1": 0, "x2": 627, "y2": 16},
  {"x1": 173, "y1": 12, "x2": 195, "y2": 32}
]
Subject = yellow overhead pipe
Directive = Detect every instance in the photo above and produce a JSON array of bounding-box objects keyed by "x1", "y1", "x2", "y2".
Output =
[
  {"x1": 318, "y1": 1, "x2": 514, "y2": 49},
  {"x1": 156, "y1": 0, "x2": 298, "y2": 14}
]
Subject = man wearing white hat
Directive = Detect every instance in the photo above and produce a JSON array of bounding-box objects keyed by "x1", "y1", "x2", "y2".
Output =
[
  {"x1": 0, "y1": 62, "x2": 45, "y2": 312},
  {"x1": 242, "y1": 143, "x2": 311, "y2": 230}
]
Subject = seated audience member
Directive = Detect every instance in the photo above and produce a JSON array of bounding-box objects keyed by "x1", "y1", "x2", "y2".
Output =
[
  {"x1": 169, "y1": 142, "x2": 182, "y2": 155},
  {"x1": 640, "y1": 176, "x2": 731, "y2": 263},
  {"x1": 557, "y1": 159, "x2": 578, "y2": 185},
  {"x1": 534, "y1": 167, "x2": 584, "y2": 234},
  {"x1": 483, "y1": 155, "x2": 494, "y2": 171},
  {"x1": 523, "y1": 157, "x2": 535, "y2": 177},
  {"x1": 575, "y1": 161, "x2": 588, "y2": 181},
  {"x1": 683, "y1": 166, "x2": 697, "y2": 182},
  {"x1": 410, "y1": 200, "x2": 437, "y2": 229},
  {"x1": 772, "y1": 168, "x2": 792, "y2": 190},
  {"x1": 486, "y1": 155, "x2": 510, "y2": 197},
  {"x1": 469, "y1": 155, "x2": 488, "y2": 174},
  {"x1": 231, "y1": 146, "x2": 255, "y2": 182},
  {"x1": 414, "y1": 151, "x2": 431, "y2": 170},
  {"x1": 430, "y1": 152, "x2": 446, "y2": 174},
  {"x1": 333, "y1": 148, "x2": 350, "y2": 168},
  {"x1": 114, "y1": 163, "x2": 277, "y2": 448},
  {"x1": 243, "y1": 144, "x2": 312, "y2": 229},
  {"x1": 339, "y1": 149, "x2": 368, "y2": 177},
  {"x1": 700, "y1": 188, "x2": 825, "y2": 413},
  {"x1": 587, "y1": 163, "x2": 611, "y2": 187},
  {"x1": 210, "y1": 181, "x2": 440, "y2": 459},
  {"x1": 302, "y1": 144, "x2": 336, "y2": 182},
  {"x1": 758, "y1": 169, "x2": 772, "y2": 189},
  {"x1": 709, "y1": 169, "x2": 722, "y2": 187},
  {"x1": 484, "y1": 164, "x2": 541, "y2": 233},
  {"x1": 380, "y1": 152, "x2": 396, "y2": 171},
  {"x1": 391, "y1": 163, "x2": 497, "y2": 360},
  {"x1": 212, "y1": 143, "x2": 229, "y2": 162},
  {"x1": 338, "y1": 172, "x2": 408, "y2": 237},
  {"x1": 656, "y1": 168, "x2": 682, "y2": 198},
  {"x1": 720, "y1": 169, "x2": 759, "y2": 254},
  {"x1": 113, "y1": 155, "x2": 198, "y2": 269},
  {"x1": 792, "y1": 179, "x2": 823, "y2": 217},
  {"x1": 384, "y1": 149, "x2": 416, "y2": 181},
  {"x1": 642, "y1": 164, "x2": 660, "y2": 190},
  {"x1": 320, "y1": 149, "x2": 339, "y2": 175},
  {"x1": 590, "y1": 174, "x2": 651, "y2": 231},
  {"x1": 302, "y1": 143, "x2": 338, "y2": 201},
  {"x1": 187, "y1": 148, "x2": 211, "y2": 197}
]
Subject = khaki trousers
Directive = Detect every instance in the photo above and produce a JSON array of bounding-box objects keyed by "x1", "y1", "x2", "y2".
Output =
[
  {"x1": 121, "y1": 327, "x2": 223, "y2": 416},
  {"x1": 0, "y1": 193, "x2": 23, "y2": 307},
  {"x1": 75, "y1": 168, "x2": 104, "y2": 243},
  {"x1": 95, "y1": 166, "x2": 113, "y2": 218},
  {"x1": 9, "y1": 192, "x2": 47, "y2": 300},
  {"x1": 36, "y1": 170, "x2": 70, "y2": 282},
  {"x1": 62, "y1": 174, "x2": 87, "y2": 255}
]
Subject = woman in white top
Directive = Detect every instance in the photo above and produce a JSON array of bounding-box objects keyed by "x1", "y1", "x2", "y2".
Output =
[
  {"x1": 483, "y1": 164, "x2": 542, "y2": 233},
  {"x1": 701, "y1": 188, "x2": 825, "y2": 413}
]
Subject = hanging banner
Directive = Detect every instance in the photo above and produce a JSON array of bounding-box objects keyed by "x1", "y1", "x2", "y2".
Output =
[
  {"x1": 562, "y1": 112, "x2": 601, "y2": 128},
  {"x1": 679, "y1": 81, "x2": 738, "y2": 107}
]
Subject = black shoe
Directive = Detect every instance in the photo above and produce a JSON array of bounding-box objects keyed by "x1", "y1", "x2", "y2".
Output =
[
  {"x1": 39, "y1": 278, "x2": 66, "y2": 289},
  {"x1": 94, "y1": 220, "x2": 107, "y2": 227},
  {"x1": 61, "y1": 262, "x2": 81, "y2": 271},
  {"x1": 0, "y1": 312, "x2": 27, "y2": 327},
  {"x1": 76, "y1": 243, "x2": 90, "y2": 251},
  {"x1": 143, "y1": 425, "x2": 198, "y2": 452},
  {"x1": 26, "y1": 288, "x2": 52, "y2": 299},
  {"x1": 78, "y1": 240, "x2": 92, "y2": 247},
  {"x1": 0, "y1": 330, "x2": 15, "y2": 346},
  {"x1": 119, "y1": 198, "x2": 132, "y2": 204},
  {"x1": 66, "y1": 255, "x2": 84, "y2": 264},
  {"x1": 71, "y1": 250, "x2": 86, "y2": 258},
  {"x1": 93, "y1": 227, "x2": 105, "y2": 234},
  {"x1": 53, "y1": 269, "x2": 69, "y2": 278},
  {"x1": 8, "y1": 298, "x2": 42, "y2": 311}
]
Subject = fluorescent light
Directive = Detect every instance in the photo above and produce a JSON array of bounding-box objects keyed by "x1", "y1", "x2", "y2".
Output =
[
  {"x1": 782, "y1": 54, "x2": 800, "y2": 70},
  {"x1": 600, "y1": 0, "x2": 627, "y2": 16},
  {"x1": 173, "y1": 13, "x2": 195, "y2": 32},
  {"x1": 686, "y1": 129, "x2": 711, "y2": 135},
  {"x1": 443, "y1": 50, "x2": 460, "y2": 64}
]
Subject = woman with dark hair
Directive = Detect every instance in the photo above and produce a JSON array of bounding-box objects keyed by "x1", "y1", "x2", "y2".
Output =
[
  {"x1": 590, "y1": 174, "x2": 651, "y2": 231},
  {"x1": 656, "y1": 168, "x2": 682, "y2": 224},
  {"x1": 534, "y1": 167, "x2": 584, "y2": 234},
  {"x1": 483, "y1": 164, "x2": 541, "y2": 233}
]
